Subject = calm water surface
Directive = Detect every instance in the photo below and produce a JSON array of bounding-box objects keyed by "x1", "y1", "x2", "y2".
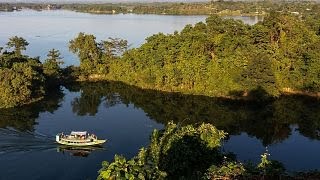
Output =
[{"x1": 1, "y1": 10, "x2": 318, "y2": 180}]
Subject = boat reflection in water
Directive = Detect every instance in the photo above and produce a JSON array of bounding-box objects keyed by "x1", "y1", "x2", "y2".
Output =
[{"x1": 57, "y1": 145, "x2": 105, "y2": 157}]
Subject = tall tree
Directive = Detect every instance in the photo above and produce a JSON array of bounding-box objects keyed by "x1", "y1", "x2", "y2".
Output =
[
  {"x1": 46, "y1": 48, "x2": 63, "y2": 64},
  {"x1": 43, "y1": 48, "x2": 64, "y2": 79},
  {"x1": 6, "y1": 36, "x2": 29, "y2": 56},
  {"x1": 69, "y1": 32, "x2": 101, "y2": 74},
  {"x1": 240, "y1": 53, "x2": 279, "y2": 98},
  {"x1": 100, "y1": 37, "x2": 128, "y2": 59}
]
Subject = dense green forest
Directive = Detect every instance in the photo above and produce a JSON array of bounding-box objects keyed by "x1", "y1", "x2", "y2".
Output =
[
  {"x1": 1, "y1": 10, "x2": 319, "y2": 106},
  {"x1": 69, "y1": 12, "x2": 320, "y2": 99},
  {"x1": 0, "y1": 37, "x2": 63, "y2": 108}
]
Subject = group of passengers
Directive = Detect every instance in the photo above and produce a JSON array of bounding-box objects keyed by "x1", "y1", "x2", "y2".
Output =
[{"x1": 59, "y1": 133, "x2": 97, "y2": 140}]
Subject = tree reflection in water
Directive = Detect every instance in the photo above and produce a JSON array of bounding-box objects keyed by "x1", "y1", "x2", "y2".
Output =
[
  {"x1": 56, "y1": 145, "x2": 105, "y2": 157},
  {"x1": 67, "y1": 81, "x2": 320, "y2": 146},
  {"x1": 0, "y1": 81, "x2": 319, "y2": 147},
  {"x1": 0, "y1": 87, "x2": 64, "y2": 132},
  {"x1": 0, "y1": 87, "x2": 64, "y2": 154}
]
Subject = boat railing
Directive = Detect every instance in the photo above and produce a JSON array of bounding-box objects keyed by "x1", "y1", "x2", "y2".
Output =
[{"x1": 58, "y1": 134, "x2": 98, "y2": 143}]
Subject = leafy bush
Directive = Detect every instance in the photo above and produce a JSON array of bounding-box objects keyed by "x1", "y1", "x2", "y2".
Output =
[
  {"x1": 204, "y1": 162, "x2": 245, "y2": 179},
  {"x1": 98, "y1": 122, "x2": 227, "y2": 179}
]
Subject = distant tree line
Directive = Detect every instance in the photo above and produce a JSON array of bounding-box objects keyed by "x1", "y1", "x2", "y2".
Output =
[{"x1": 1, "y1": 1, "x2": 320, "y2": 16}]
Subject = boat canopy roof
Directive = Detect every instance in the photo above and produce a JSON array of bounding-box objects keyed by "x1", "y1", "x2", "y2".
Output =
[{"x1": 71, "y1": 131, "x2": 87, "y2": 136}]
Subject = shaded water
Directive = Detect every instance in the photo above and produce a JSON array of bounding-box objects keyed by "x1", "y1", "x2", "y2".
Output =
[
  {"x1": 0, "y1": 83, "x2": 164, "y2": 180},
  {"x1": 0, "y1": 82, "x2": 319, "y2": 179}
]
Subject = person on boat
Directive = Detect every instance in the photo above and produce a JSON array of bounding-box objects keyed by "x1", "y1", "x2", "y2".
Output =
[{"x1": 92, "y1": 134, "x2": 97, "y2": 140}]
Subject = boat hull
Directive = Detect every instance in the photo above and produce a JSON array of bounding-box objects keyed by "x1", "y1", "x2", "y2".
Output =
[{"x1": 56, "y1": 139, "x2": 106, "y2": 146}]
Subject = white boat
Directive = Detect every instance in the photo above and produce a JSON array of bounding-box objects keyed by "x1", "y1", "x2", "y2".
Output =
[{"x1": 56, "y1": 131, "x2": 106, "y2": 146}]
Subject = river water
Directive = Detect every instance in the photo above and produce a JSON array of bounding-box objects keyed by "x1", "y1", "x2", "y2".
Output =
[{"x1": 0, "y1": 10, "x2": 318, "y2": 180}]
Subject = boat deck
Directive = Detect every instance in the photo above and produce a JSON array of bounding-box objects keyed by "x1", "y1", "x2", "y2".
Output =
[{"x1": 56, "y1": 132, "x2": 106, "y2": 146}]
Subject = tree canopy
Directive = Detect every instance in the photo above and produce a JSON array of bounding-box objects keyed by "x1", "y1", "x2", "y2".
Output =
[
  {"x1": 43, "y1": 48, "x2": 64, "y2": 85},
  {"x1": 69, "y1": 33, "x2": 127, "y2": 75},
  {"x1": 0, "y1": 55, "x2": 45, "y2": 108},
  {"x1": 98, "y1": 122, "x2": 287, "y2": 179},
  {"x1": 0, "y1": 38, "x2": 63, "y2": 108},
  {"x1": 69, "y1": 13, "x2": 320, "y2": 99},
  {"x1": 6, "y1": 36, "x2": 29, "y2": 56}
]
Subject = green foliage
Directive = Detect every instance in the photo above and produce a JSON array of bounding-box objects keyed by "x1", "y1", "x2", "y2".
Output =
[
  {"x1": 240, "y1": 53, "x2": 279, "y2": 98},
  {"x1": 157, "y1": 123, "x2": 226, "y2": 178},
  {"x1": 43, "y1": 48, "x2": 64, "y2": 81},
  {"x1": 97, "y1": 121, "x2": 288, "y2": 179},
  {"x1": 100, "y1": 37, "x2": 128, "y2": 59},
  {"x1": 6, "y1": 36, "x2": 29, "y2": 56},
  {"x1": 257, "y1": 152, "x2": 286, "y2": 177},
  {"x1": 69, "y1": 32, "x2": 102, "y2": 74},
  {"x1": 62, "y1": 65, "x2": 82, "y2": 82},
  {"x1": 66, "y1": 14, "x2": 320, "y2": 100},
  {"x1": 98, "y1": 155, "x2": 149, "y2": 180},
  {"x1": 69, "y1": 33, "x2": 128, "y2": 76},
  {"x1": 88, "y1": 13, "x2": 320, "y2": 99},
  {"x1": 57, "y1": 1, "x2": 320, "y2": 17},
  {"x1": 204, "y1": 162, "x2": 245, "y2": 179},
  {"x1": 2, "y1": 1, "x2": 320, "y2": 17},
  {"x1": 98, "y1": 122, "x2": 227, "y2": 179},
  {"x1": 0, "y1": 37, "x2": 64, "y2": 108},
  {"x1": 257, "y1": 152, "x2": 271, "y2": 172},
  {"x1": 0, "y1": 60, "x2": 45, "y2": 108}
]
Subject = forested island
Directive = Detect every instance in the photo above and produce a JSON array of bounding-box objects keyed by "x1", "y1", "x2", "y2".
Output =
[
  {"x1": 1, "y1": 11, "x2": 320, "y2": 107},
  {"x1": 68, "y1": 12, "x2": 320, "y2": 99}
]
